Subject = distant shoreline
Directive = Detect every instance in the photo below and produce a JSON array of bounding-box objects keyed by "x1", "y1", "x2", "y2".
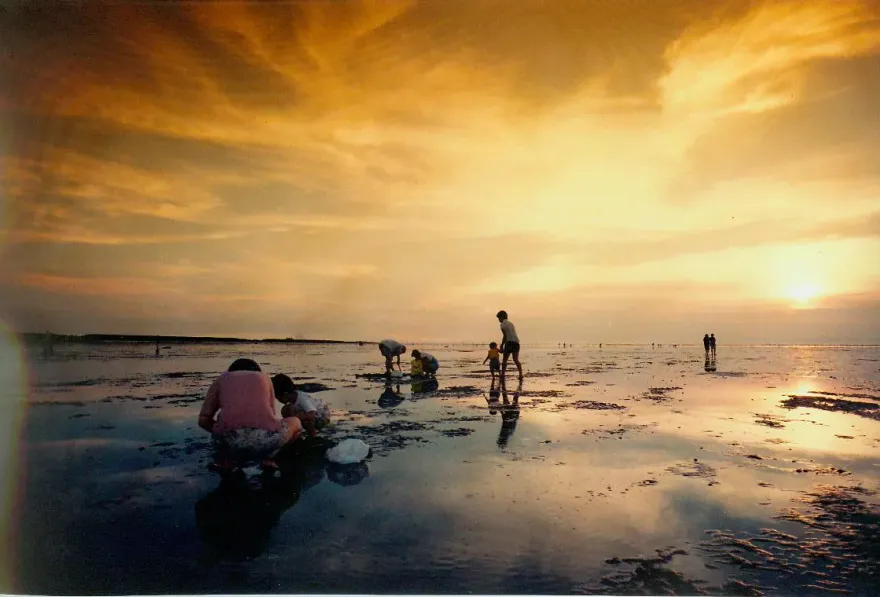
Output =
[
  {"x1": 17, "y1": 333, "x2": 879, "y2": 348},
  {"x1": 21, "y1": 333, "x2": 365, "y2": 345}
]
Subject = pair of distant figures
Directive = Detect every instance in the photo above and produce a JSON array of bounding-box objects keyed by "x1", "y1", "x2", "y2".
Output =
[
  {"x1": 703, "y1": 334, "x2": 717, "y2": 357},
  {"x1": 703, "y1": 333, "x2": 717, "y2": 372},
  {"x1": 378, "y1": 339, "x2": 439, "y2": 378}
]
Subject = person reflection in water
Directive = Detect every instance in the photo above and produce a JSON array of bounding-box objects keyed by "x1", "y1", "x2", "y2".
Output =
[
  {"x1": 497, "y1": 379, "x2": 522, "y2": 450},
  {"x1": 704, "y1": 354, "x2": 717, "y2": 373},
  {"x1": 195, "y1": 438, "x2": 368, "y2": 561},
  {"x1": 412, "y1": 376, "x2": 439, "y2": 395},
  {"x1": 485, "y1": 378, "x2": 501, "y2": 416},
  {"x1": 195, "y1": 469, "x2": 303, "y2": 561},
  {"x1": 378, "y1": 382, "x2": 405, "y2": 408}
]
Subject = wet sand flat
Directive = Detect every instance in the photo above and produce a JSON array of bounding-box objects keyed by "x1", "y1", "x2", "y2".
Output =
[{"x1": 12, "y1": 343, "x2": 880, "y2": 595}]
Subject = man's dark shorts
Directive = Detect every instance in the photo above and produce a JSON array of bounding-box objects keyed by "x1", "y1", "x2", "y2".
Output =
[{"x1": 503, "y1": 342, "x2": 520, "y2": 356}]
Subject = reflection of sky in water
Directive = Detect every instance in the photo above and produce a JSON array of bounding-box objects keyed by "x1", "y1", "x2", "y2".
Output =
[{"x1": 13, "y1": 343, "x2": 880, "y2": 593}]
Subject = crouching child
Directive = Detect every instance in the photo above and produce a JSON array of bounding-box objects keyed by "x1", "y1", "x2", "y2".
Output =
[{"x1": 271, "y1": 374, "x2": 332, "y2": 437}]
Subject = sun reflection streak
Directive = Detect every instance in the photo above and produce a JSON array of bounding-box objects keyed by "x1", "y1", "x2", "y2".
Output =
[{"x1": 793, "y1": 379, "x2": 814, "y2": 396}]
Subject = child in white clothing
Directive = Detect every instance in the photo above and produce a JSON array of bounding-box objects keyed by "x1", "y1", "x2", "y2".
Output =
[{"x1": 271, "y1": 374, "x2": 331, "y2": 437}]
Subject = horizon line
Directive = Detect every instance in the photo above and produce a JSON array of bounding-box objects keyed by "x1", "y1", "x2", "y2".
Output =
[{"x1": 17, "y1": 332, "x2": 880, "y2": 348}]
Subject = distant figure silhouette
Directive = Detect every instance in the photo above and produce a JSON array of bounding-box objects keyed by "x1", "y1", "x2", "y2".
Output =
[
  {"x1": 703, "y1": 334, "x2": 710, "y2": 355},
  {"x1": 710, "y1": 333, "x2": 717, "y2": 357},
  {"x1": 599, "y1": 343, "x2": 602, "y2": 349},
  {"x1": 155, "y1": 337, "x2": 160, "y2": 357}
]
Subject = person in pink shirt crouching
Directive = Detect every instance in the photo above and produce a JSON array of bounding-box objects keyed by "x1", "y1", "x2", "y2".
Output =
[{"x1": 198, "y1": 358, "x2": 303, "y2": 476}]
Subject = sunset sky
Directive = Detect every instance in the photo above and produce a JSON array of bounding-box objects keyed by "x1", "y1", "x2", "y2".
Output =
[{"x1": 1, "y1": 0, "x2": 878, "y2": 343}]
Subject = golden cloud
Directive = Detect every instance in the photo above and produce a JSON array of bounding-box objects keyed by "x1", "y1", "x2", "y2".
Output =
[{"x1": 1, "y1": 0, "x2": 879, "y2": 340}]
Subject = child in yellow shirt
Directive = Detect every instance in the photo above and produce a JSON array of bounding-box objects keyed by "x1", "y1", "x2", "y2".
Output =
[
  {"x1": 482, "y1": 342, "x2": 501, "y2": 380},
  {"x1": 411, "y1": 357, "x2": 424, "y2": 378}
]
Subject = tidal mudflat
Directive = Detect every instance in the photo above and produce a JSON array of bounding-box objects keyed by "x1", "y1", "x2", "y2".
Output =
[{"x1": 11, "y1": 343, "x2": 880, "y2": 595}]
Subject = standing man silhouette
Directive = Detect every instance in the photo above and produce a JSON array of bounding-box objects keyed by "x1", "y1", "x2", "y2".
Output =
[{"x1": 496, "y1": 310, "x2": 523, "y2": 381}]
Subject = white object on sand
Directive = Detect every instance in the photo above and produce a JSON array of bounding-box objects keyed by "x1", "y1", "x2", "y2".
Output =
[
  {"x1": 326, "y1": 439, "x2": 370, "y2": 464},
  {"x1": 391, "y1": 370, "x2": 404, "y2": 379}
]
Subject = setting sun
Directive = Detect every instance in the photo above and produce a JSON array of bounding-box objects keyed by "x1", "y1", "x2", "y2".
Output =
[
  {"x1": 1, "y1": 0, "x2": 878, "y2": 344},
  {"x1": 789, "y1": 283, "x2": 821, "y2": 307}
]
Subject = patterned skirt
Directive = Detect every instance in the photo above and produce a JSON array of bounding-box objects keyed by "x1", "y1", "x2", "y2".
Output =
[{"x1": 214, "y1": 420, "x2": 294, "y2": 462}]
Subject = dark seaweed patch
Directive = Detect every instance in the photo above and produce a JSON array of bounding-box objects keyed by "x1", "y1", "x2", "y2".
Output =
[
  {"x1": 754, "y1": 413, "x2": 788, "y2": 428},
  {"x1": 571, "y1": 400, "x2": 626, "y2": 411},
  {"x1": 519, "y1": 389, "x2": 571, "y2": 398},
  {"x1": 350, "y1": 420, "x2": 433, "y2": 454},
  {"x1": 158, "y1": 371, "x2": 211, "y2": 379},
  {"x1": 583, "y1": 423, "x2": 653, "y2": 441},
  {"x1": 585, "y1": 548, "x2": 710, "y2": 595},
  {"x1": 439, "y1": 428, "x2": 475, "y2": 437},
  {"x1": 793, "y1": 466, "x2": 850, "y2": 476},
  {"x1": 782, "y1": 395, "x2": 880, "y2": 421},
  {"x1": 666, "y1": 460, "x2": 717, "y2": 479},
  {"x1": 635, "y1": 387, "x2": 683, "y2": 403},
  {"x1": 699, "y1": 484, "x2": 880, "y2": 593},
  {"x1": 433, "y1": 386, "x2": 482, "y2": 398},
  {"x1": 809, "y1": 390, "x2": 880, "y2": 402},
  {"x1": 297, "y1": 382, "x2": 334, "y2": 393},
  {"x1": 355, "y1": 373, "x2": 396, "y2": 382},
  {"x1": 38, "y1": 378, "x2": 111, "y2": 388}
]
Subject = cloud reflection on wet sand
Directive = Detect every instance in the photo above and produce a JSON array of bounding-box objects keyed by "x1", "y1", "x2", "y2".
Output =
[{"x1": 13, "y1": 343, "x2": 880, "y2": 594}]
